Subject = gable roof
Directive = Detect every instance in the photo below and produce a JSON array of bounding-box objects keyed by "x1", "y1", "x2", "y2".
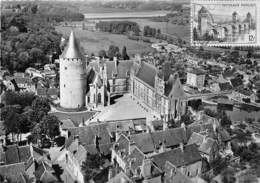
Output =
[
  {"x1": 108, "y1": 172, "x2": 134, "y2": 183},
  {"x1": 50, "y1": 111, "x2": 96, "y2": 127},
  {"x1": 4, "y1": 145, "x2": 31, "y2": 165},
  {"x1": 136, "y1": 62, "x2": 157, "y2": 88},
  {"x1": 129, "y1": 127, "x2": 187, "y2": 154},
  {"x1": 230, "y1": 77, "x2": 243, "y2": 88},
  {"x1": 198, "y1": 138, "x2": 217, "y2": 155},
  {"x1": 187, "y1": 132, "x2": 205, "y2": 146},
  {"x1": 219, "y1": 82, "x2": 233, "y2": 91},
  {"x1": 0, "y1": 162, "x2": 26, "y2": 183},
  {"x1": 35, "y1": 161, "x2": 57, "y2": 182},
  {"x1": 106, "y1": 60, "x2": 133, "y2": 79},
  {"x1": 67, "y1": 124, "x2": 112, "y2": 155},
  {"x1": 130, "y1": 133, "x2": 155, "y2": 153},
  {"x1": 151, "y1": 144, "x2": 201, "y2": 170},
  {"x1": 164, "y1": 161, "x2": 193, "y2": 183}
]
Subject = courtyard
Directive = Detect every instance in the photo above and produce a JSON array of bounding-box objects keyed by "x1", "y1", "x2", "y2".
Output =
[{"x1": 88, "y1": 94, "x2": 159, "y2": 123}]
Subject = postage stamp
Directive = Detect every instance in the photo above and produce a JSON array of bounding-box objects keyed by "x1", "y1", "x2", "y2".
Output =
[{"x1": 190, "y1": 0, "x2": 260, "y2": 46}]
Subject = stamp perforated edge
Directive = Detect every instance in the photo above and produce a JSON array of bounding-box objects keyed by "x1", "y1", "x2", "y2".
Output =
[{"x1": 190, "y1": 0, "x2": 260, "y2": 47}]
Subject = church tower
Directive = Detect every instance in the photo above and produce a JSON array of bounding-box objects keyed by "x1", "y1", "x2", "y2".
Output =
[{"x1": 59, "y1": 31, "x2": 86, "y2": 109}]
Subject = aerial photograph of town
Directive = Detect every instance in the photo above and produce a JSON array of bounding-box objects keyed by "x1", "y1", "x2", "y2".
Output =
[{"x1": 0, "y1": 0, "x2": 260, "y2": 182}]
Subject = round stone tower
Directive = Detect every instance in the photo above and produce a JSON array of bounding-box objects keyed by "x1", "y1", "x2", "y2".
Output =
[{"x1": 60, "y1": 31, "x2": 86, "y2": 109}]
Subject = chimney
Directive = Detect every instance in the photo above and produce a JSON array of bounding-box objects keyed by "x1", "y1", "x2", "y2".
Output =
[
  {"x1": 129, "y1": 140, "x2": 136, "y2": 155},
  {"x1": 114, "y1": 57, "x2": 118, "y2": 69},
  {"x1": 179, "y1": 142, "x2": 184, "y2": 152},
  {"x1": 213, "y1": 120, "x2": 217, "y2": 134},
  {"x1": 65, "y1": 153, "x2": 68, "y2": 164},
  {"x1": 163, "y1": 119, "x2": 167, "y2": 131},
  {"x1": 159, "y1": 139, "x2": 166, "y2": 153},
  {"x1": 141, "y1": 158, "x2": 152, "y2": 178},
  {"x1": 135, "y1": 54, "x2": 141, "y2": 65},
  {"x1": 181, "y1": 122, "x2": 187, "y2": 141}
]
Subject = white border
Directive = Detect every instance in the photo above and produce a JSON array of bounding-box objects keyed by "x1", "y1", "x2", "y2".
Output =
[{"x1": 190, "y1": 0, "x2": 260, "y2": 47}]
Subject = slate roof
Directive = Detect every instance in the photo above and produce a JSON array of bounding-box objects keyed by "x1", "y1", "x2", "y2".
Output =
[
  {"x1": 129, "y1": 127, "x2": 187, "y2": 154},
  {"x1": 3, "y1": 145, "x2": 31, "y2": 165},
  {"x1": 164, "y1": 161, "x2": 193, "y2": 183},
  {"x1": 151, "y1": 144, "x2": 201, "y2": 171},
  {"x1": 130, "y1": 133, "x2": 155, "y2": 153},
  {"x1": 235, "y1": 86, "x2": 253, "y2": 96},
  {"x1": 219, "y1": 82, "x2": 233, "y2": 91},
  {"x1": 218, "y1": 128, "x2": 231, "y2": 142},
  {"x1": 108, "y1": 172, "x2": 134, "y2": 183},
  {"x1": 50, "y1": 111, "x2": 96, "y2": 127},
  {"x1": 136, "y1": 62, "x2": 157, "y2": 88},
  {"x1": 187, "y1": 132, "x2": 205, "y2": 146},
  {"x1": 67, "y1": 124, "x2": 112, "y2": 155},
  {"x1": 199, "y1": 138, "x2": 216, "y2": 155},
  {"x1": 0, "y1": 162, "x2": 26, "y2": 183},
  {"x1": 12, "y1": 76, "x2": 32, "y2": 85},
  {"x1": 114, "y1": 134, "x2": 130, "y2": 155},
  {"x1": 61, "y1": 31, "x2": 83, "y2": 59},
  {"x1": 37, "y1": 87, "x2": 59, "y2": 97},
  {"x1": 230, "y1": 77, "x2": 243, "y2": 88},
  {"x1": 106, "y1": 60, "x2": 134, "y2": 79},
  {"x1": 128, "y1": 146, "x2": 145, "y2": 171},
  {"x1": 35, "y1": 161, "x2": 57, "y2": 183}
]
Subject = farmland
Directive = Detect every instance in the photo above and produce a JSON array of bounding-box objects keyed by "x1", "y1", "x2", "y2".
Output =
[
  {"x1": 55, "y1": 26, "x2": 154, "y2": 56},
  {"x1": 99, "y1": 18, "x2": 189, "y2": 39}
]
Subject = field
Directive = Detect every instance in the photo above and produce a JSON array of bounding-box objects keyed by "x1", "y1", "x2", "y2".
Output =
[
  {"x1": 55, "y1": 26, "x2": 154, "y2": 56},
  {"x1": 94, "y1": 18, "x2": 190, "y2": 41}
]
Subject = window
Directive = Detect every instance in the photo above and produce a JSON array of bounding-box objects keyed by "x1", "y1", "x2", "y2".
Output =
[
  {"x1": 65, "y1": 67, "x2": 67, "y2": 70},
  {"x1": 64, "y1": 84, "x2": 66, "y2": 88}
]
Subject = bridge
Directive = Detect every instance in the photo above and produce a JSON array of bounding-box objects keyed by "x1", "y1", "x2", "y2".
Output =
[{"x1": 197, "y1": 6, "x2": 253, "y2": 40}]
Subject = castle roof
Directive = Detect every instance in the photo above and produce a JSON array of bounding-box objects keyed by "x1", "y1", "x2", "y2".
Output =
[
  {"x1": 61, "y1": 31, "x2": 83, "y2": 59},
  {"x1": 151, "y1": 144, "x2": 201, "y2": 170},
  {"x1": 136, "y1": 62, "x2": 157, "y2": 88}
]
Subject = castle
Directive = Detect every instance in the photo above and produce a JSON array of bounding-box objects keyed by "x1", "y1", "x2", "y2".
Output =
[{"x1": 60, "y1": 31, "x2": 187, "y2": 121}]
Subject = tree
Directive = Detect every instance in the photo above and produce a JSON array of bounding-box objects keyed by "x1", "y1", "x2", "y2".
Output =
[
  {"x1": 30, "y1": 123, "x2": 42, "y2": 144},
  {"x1": 40, "y1": 115, "x2": 60, "y2": 139},
  {"x1": 81, "y1": 153, "x2": 106, "y2": 182},
  {"x1": 107, "y1": 45, "x2": 120, "y2": 60},
  {"x1": 121, "y1": 46, "x2": 129, "y2": 60},
  {"x1": 180, "y1": 114, "x2": 193, "y2": 126},
  {"x1": 98, "y1": 50, "x2": 107, "y2": 58},
  {"x1": 31, "y1": 97, "x2": 50, "y2": 114},
  {"x1": 17, "y1": 51, "x2": 30, "y2": 70},
  {"x1": 221, "y1": 167, "x2": 236, "y2": 183},
  {"x1": 30, "y1": 48, "x2": 45, "y2": 64},
  {"x1": 3, "y1": 91, "x2": 35, "y2": 109},
  {"x1": 2, "y1": 108, "x2": 20, "y2": 141},
  {"x1": 31, "y1": 5, "x2": 38, "y2": 14}
]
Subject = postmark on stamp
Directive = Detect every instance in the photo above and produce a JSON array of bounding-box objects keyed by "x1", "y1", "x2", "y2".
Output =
[{"x1": 190, "y1": 0, "x2": 260, "y2": 46}]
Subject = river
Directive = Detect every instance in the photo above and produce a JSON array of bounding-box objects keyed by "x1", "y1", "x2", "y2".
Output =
[
  {"x1": 204, "y1": 104, "x2": 260, "y2": 122},
  {"x1": 84, "y1": 11, "x2": 171, "y2": 19}
]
